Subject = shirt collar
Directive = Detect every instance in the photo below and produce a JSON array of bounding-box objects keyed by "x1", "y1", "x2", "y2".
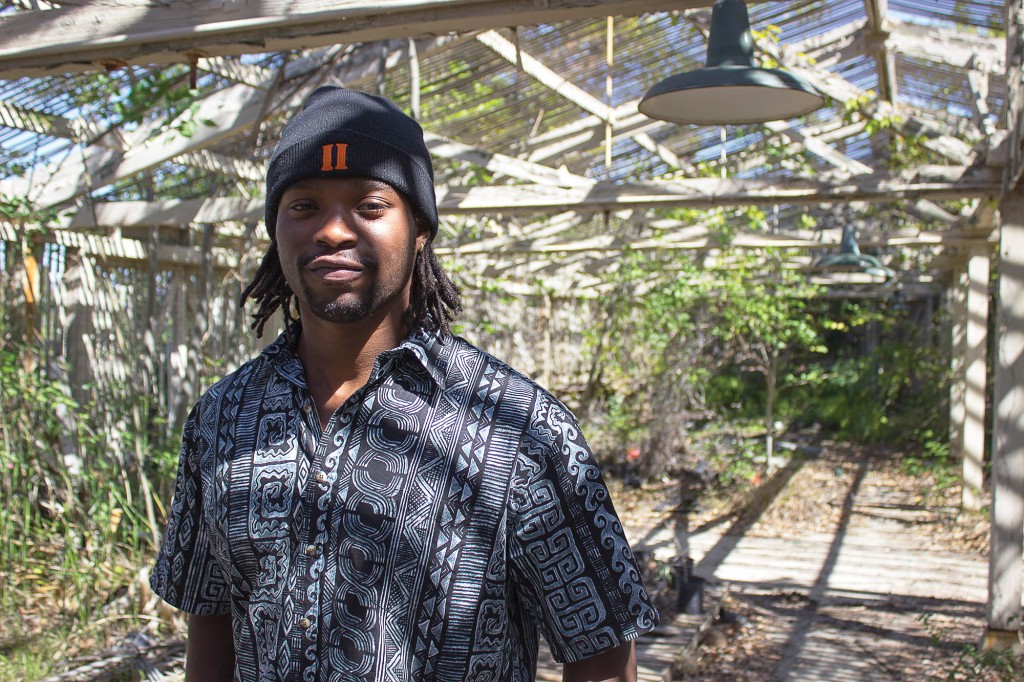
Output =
[{"x1": 262, "y1": 323, "x2": 449, "y2": 390}]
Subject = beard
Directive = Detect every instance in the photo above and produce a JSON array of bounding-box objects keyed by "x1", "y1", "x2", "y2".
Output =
[
  {"x1": 290, "y1": 248, "x2": 417, "y2": 324},
  {"x1": 298, "y1": 281, "x2": 378, "y2": 323}
]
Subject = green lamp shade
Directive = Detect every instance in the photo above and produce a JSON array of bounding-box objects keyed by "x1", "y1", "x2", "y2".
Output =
[
  {"x1": 639, "y1": 65, "x2": 825, "y2": 125},
  {"x1": 639, "y1": 0, "x2": 825, "y2": 125}
]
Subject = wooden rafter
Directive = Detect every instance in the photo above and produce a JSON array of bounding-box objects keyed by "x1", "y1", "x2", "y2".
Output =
[
  {"x1": 771, "y1": 48, "x2": 977, "y2": 165},
  {"x1": 863, "y1": 0, "x2": 896, "y2": 103},
  {"x1": 425, "y1": 132, "x2": 594, "y2": 188},
  {"x1": 0, "y1": 0, "x2": 720, "y2": 77},
  {"x1": 30, "y1": 166, "x2": 999, "y2": 236},
  {"x1": 887, "y1": 19, "x2": 1004, "y2": 73},
  {"x1": 473, "y1": 30, "x2": 692, "y2": 172},
  {"x1": 4, "y1": 82, "x2": 269, "y2": 207},
  {"x1": 434, "y1": 166, "x2": 998, "y2": 214}
]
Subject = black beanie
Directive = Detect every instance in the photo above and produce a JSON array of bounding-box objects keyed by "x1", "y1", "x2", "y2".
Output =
[{"x1": 264, "y1": 86, "x2": 438, "y2": 241}]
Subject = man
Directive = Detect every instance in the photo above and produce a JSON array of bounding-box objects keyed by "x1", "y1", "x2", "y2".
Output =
[{"x1": 151, "y1": 86, "x2": 658, "y2": 682}]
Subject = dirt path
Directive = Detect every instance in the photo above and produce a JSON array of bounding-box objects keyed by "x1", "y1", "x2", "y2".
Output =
[{"x1": 613, "y1": 442, "x2": 1021, "y2": 681}]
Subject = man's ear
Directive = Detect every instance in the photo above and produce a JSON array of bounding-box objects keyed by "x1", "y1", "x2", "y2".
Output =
[{"x1": 414, "y1": 215, "x2": 430, "y2": 251}]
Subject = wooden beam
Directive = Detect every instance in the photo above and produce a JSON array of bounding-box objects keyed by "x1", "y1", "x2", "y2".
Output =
[
  {"x1": 1007, "y1": 0, "x2": 1024, "y2": 201},
  {"x1": 762, "y1": 36, "x2": 978, "y2": 165},
  {"x1": 445, "y1": 227, "x2": 990, "y2": 255},
  {"x1": 967, "y1": 69, "x2": 996, "y2": 137},
  {"x1": 65, "y1": 197, "x2": 262, "y2": 230},
  {"x1": 475, "y1": 29, "x2": 614, "y2": 122},
  {"x1": 30, "y1": 82, "x2": 267, "y2": 208},
  {"x1": 0, "y1": 96, "x2": 126, "y2": 149},
  {"x1": 46, "y1": 166, "x2": 1000, "y2": 233},
  {"x1": 435, "y1": 166, "x2": 1000, "y2": 214},
  {"x1": 985, "y1": 189, "x2": 1024, "y2": 649},
  {"x1": 177, "y1": 150, "x2": 265, "y2": 183},
  {"x1": 796, "y1": 19, "x2": 1004, "y2": 77},
  {"x1": 0, "y1": 98, "x2": 74, "y2": 138},
  {"x1": 199, "y1": 56, "x2": 272, "y2": 88},
  {"x1": 962, "y1": 246, "x2": 990, "y2": 511},
  {"x1": 0, "y1": 1, "x2": 710, "y2": 77},
  {"x1": 791, "y1": 18, "x2": 865, "y2": 61},
  {"x1": 763, "y1": 119, "x2": 874, "y2": 176},
  {"x1": 888, "y1": 19, "x2": 1005, "y2": 74},
  {"x1": 424, "y1": 132, "x2": 594, "y2": 188},
  {"x1": 526, "y1": 108, "x2": 655, "y2": 164},
  {"x1": 863, "y1": 0, "x2": 896, "y2": 103},
  {"x1": 1, "y1": 220, "x2": 240, "y2": 268},
  {"x1": 783, "y1": 59, "x2": 976, "y2": 165}
]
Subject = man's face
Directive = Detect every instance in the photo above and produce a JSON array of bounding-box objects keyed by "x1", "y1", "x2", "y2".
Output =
[{"x1": 275, "y1": 177, "x2": 427, "y2": 325}]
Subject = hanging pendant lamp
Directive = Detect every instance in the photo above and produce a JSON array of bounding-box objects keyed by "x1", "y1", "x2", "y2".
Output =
[
  {"x1": 639, "y1": 0, "x2": 825, "y2": 125},
  {"x1": 813, "y1": 224, "x2": 895, "y2": 281}
]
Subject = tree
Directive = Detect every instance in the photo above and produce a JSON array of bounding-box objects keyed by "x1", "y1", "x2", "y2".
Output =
[{"x1": 710, "y1": 250, "x2": 826, "y2": 469}]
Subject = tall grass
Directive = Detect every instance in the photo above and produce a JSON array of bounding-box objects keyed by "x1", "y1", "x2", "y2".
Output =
[{"x1": 0, "y1": 339, "x2": 179, "y2": 680}]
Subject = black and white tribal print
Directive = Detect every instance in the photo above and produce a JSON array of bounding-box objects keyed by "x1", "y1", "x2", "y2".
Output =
[{"x1": 151, "y1": 328, "x2": 658, "y2": 682}]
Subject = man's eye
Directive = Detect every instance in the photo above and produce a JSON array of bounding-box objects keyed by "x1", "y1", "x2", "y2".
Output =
[
  {"x1": 288, "y1": 200, "x2": 317, "y2": 212},
  {"x1": 359, "y1": 201, "x2": 388, "y2": 214}
]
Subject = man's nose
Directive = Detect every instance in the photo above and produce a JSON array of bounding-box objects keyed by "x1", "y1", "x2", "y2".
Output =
[{"x1": 314, "y1": 208, "x2": 357, "y2": 247}]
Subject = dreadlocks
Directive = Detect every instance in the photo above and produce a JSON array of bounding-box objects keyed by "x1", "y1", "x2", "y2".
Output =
[{"x1": 239, "y1": 239, "x2": 461, "y2": 339}]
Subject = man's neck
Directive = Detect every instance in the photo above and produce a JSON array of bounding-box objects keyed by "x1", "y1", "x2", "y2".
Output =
[{"x1": 295, "y1": 308, "x2": 408, "y2": 429}]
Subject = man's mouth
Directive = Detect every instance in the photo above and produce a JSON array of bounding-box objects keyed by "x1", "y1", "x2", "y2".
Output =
[{"x1": 306, "y1": 255, "x2": 365, "y2": 282}]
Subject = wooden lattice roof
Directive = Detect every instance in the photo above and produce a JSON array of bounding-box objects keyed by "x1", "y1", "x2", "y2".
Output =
[{"x1": 0, "y1": 0, "x2": 1008, "y2": 298}]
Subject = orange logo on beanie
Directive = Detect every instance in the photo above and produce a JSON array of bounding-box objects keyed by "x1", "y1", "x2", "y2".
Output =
[{"x1": 320, "y1": 143, "x2": 349, "y2": 171}]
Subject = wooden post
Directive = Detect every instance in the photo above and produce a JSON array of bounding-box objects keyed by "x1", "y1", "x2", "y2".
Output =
[
  {"x1": 21, "y1": 237, "x2": 42, "y2": 350},
  {"x1": 948, "y1": 266, "x2": 967, "y2": 493},
  {"x1": 984, "y1": 189, "x2": 1024, "y2": 649},
  {"x1": 408, "y1": 37, "x2": 420, "y2": 120},
  {"x1": 963, "y1": 247, "x2": 989, "y2": 512}
]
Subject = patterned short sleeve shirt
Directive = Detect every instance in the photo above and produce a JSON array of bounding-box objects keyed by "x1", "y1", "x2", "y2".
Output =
[{"x1": 151, "y1": 328, "x2": 658, "y2": 681}]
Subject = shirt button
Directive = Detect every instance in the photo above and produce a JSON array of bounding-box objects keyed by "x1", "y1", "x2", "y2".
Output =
[
  {"x1": 305, "y1": 544, "x2": 320, "y2": 558},
  {"x1": 298, "y1": 617, "x2": 312, "y2": 630},
  {"x1": 315, "y1": 472, "x2": 328, "y2": 484},
  {"x1": 303, "y1": 404, "x2": 313, "y2": 414}
]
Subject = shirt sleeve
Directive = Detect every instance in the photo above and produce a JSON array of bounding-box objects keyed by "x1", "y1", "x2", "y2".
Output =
[
  {"x1": 507, "y1": 392, "x2": 659, "y2": 663},
  {"x1": 150, "y1": 402, "x2": 231, "y2": 615}
]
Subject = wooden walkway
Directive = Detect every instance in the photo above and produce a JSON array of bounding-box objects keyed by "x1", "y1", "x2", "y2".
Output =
[{"x1": 615, "y1": 450, "x2": 1015, "y2": 682}]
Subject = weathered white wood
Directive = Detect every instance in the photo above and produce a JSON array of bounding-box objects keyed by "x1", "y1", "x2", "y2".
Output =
[
  {"x1": 633, "y1": 131, "x2": 693, "y2": 173},
  {"x1": 0, "y1": 0, "x2": 704, "y2": 77},
  {"x1": 199, "y1": 56, "x2": 272, "y2": 88},
  {"x1": 0, "y1": 97, "x2": 74, "y2": 137},
  {"x1": 968, "y1": 69, "x2": 996, "y2": 137},
  {"x1": 888, "y1": 18, "x2": 1005, "y2": 73},
  {"x1": 4, "y1": 220, "x2": 242, "y2": 269},
  {"x1": 526, "y1": 113, "x2": 654, "y2": 164},
  {"x1": 1006, "y1": 0, "x2": 1024, "y2": 192},
  {"x1": 423, "y1": 132, "x2": 594, "y2": 188},
  {"x1": 177, "y1": 150, "x2": 265, "y2": 183},
  {"x1": 64, "y1": 197, "x2": 262, "y2": 229},
  {"x1": 986, "y1": 189, "x2": 1024, "y2": 641},
  {"x1": 769, "y1": 44, "x2": 977, "y2": 165},
  {"x1": 475, "y1": 29, "x2": 615, "y2": 122},
  {"x1": 448, "y1": 227, "x2": 990, "y2": 255},
  {"x1": 763, "y1": 119, "x2": 874, "y2": 176},
  {"x1": 44, "y1": 166, "x2": 1001, "y2": 232},
  {"x1": 435, "y1": 165, "x2": 1000, "y2": 213},
  {"x1": 791, "y1": 17, "x2": 865, "y2": 59},
  {"x1": 863, "y1": 0, "x2": 896, "y2": 103},
  {"x1": 0, "y1": 96, "x2": 124, "y2": 150},
  {"x1": 948, "y1": 266, "x2": 967, "y2": 492},
  {"x1": 473, "y1": 35, "x2": 704, "y2": 173},
  {"x1": 29, "y1": 82, "x2": 266, "y2": 208},
  {"x1": 962, "y1": 246, "x2": 989, "y2": 512},
  {"x1": 819, "y1": 20, "x2": 1005, "y2": 78}
]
